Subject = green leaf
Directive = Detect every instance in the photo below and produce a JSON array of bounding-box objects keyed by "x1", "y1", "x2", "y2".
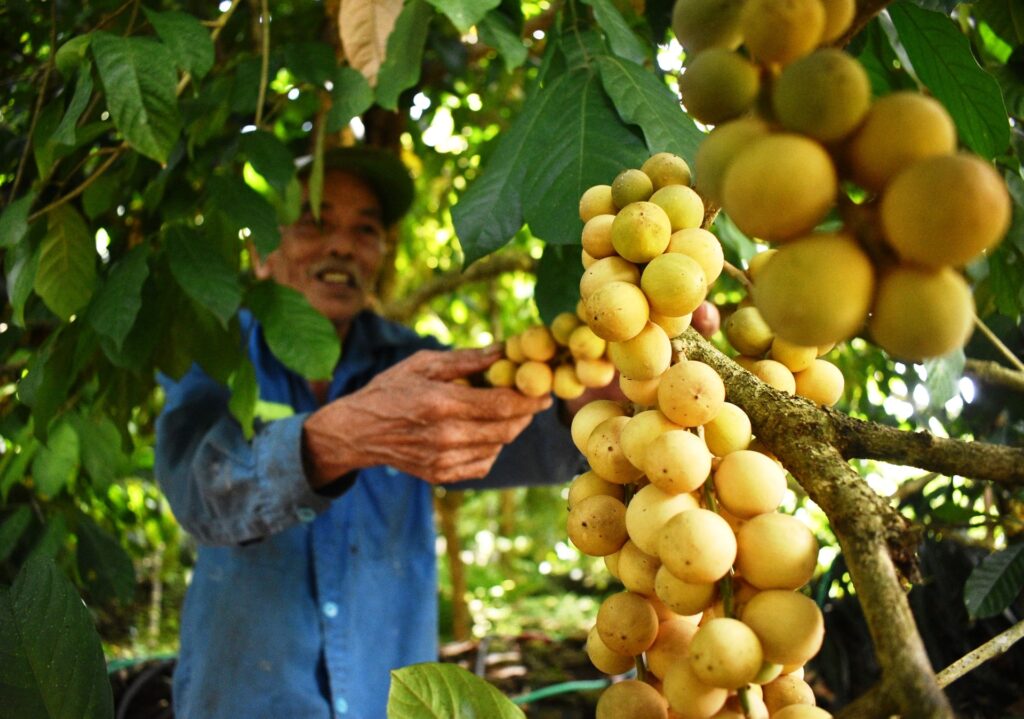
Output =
[
  {"x1": 30, "y1": 421, "x2": 80, "y2": 499},
  {"x1": 206, "y1": 174, "x2": 281, "y2": 257},
  {"x1": 35, "y1": 205, "x2": 96, "y2": 320},
  {"x1": 477, "y1": 12, "x2": 528, "y2": 72},
  {"x1": 74, "y1": 514, "x2": 135, "y2": 604},
  {"x1": 26, "y1": 514, "x2": 68, "y2": 565},
  {"x1": 964, "y1": 543, "x2": 1024, "y2": 619},
  {"x1": 165, "y1": 225, "x2": 243, "y2": 327},
  {"x1": 376, "y1": 0, "x2": 433, "y2": 111},
  {"x1": 974, "y1": 0, "x2": 1024, "y2": 45},
  {"x1": 581, "y1": 0, "x2": 648, "y2": 65},
  {"x1": 241, "y1": 130, "x2": 295, "y2": 194},
  {"x1": 17, "y1": 328, "x2": 81, "y2": 437},
  {"x1": 32, "y1": 102, "x2": 63, "y2": 178},
  {"x1": 87, "y1": 244, "x2": 149, "y2": 351},
  {"x1": 535, "y1": 244, "x2": 585, "y2": 323},
  {"x1": 887, "y1": 2, "x2": 1010, "y2": 159},
  {"x1": 143, "y1": 8, "x2": 215, "y2": 79},
  {"x1": 922, "y1": 347, "x2": 965, "y2": 409},
  {"x1": 81, "y1": 170, "x2": 122, "y2": 220},
  {"x1": 68, "y1": 413, "x2": 130, "y2": 489},
  {"x1": 51, "y1": 64, "x2": 94, "y2": 147},
  {"x1": 521, "y1": 70, "x2": 648, "y2": 244},
  {"x1": 55, "y1": 35, "x2": 92, "y2": 76},
  {"x1": 851, "y1": 18, "x2": 910, "y2": 97},
  {"x1": 327, "y1": 67, "x2": 374, "y2": 133},
  {"x1": 597, "y1": 55, "x2": 704, "y2": 163},
  {"x1": 0, "y1": 557, "x2": 114, "y2": 719},
  {"x1": 246, "y1": 281, "x2": 341, "y2": 380},
  {"x1": 0, "y1": 192, "x2": 36, "y2": 249},
  {"x1": 908, "y1": 0, "x2": 958, "y2": 12},
  {"x1": 424, "y1": 0, "x2": 500, "y2": 32},
  {"x1": 283, "y1": 42, "x2": 337, "y2": 87},
  {"x1": 91, "y1": 31, "x2": 182, "y2": 164},
  {"x1": 4, "y1": 235, "x2": 40, "y2": 327},
  {"x1": 0, "y1": 507, "x2": 33, "y2": 564},
  {"x1": 229, "y1": 358, "x2": 259, "y2": 440},
  {"x1": 1, "y1": 436, "x2": 39, "y2": 502},
  {"x1": 388, "y1": 663, "x2": 525, "y2": 719}
]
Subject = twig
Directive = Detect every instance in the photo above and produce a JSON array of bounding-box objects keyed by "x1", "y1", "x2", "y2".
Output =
[
  {"x1": 835, "y1": 0, "x2": 896, "y2": 48},
  {"x1": 26, "y1": 148, "x2": 125, "y2": 223},
  {"x1": 973, "y1": 312, "x2": 1024, "y2": 374},
  {"x1": 964, "y1": 358, "x2": 1024, "y2": 394},
  {"x1": 937, "y1": 619, "x2": 1024, "y2": 688},
  {"x1": 176, "y1": 0, "x2": 244, "y2": 96},
  {"x1": 254, "y1": 0, "x2": 271, "y2": 127},
  {"x1": 892, "y1": 472, "x2": 938, "y2": 501},
  {"x1": 721, "y1": 260, "x2": 752, "y2": 290}
]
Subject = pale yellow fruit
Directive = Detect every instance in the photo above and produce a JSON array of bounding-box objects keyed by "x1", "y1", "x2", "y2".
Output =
[
  {"x1": 845, "y1": 92, "x2": 957, "y2": 192},
  {"x1": 714, "y1": 449, "x2": 787, "y2": 518},
  {"x1": 869, "y1": 266, "x2": 976, "y2": 361},
  {"x1": 609, "y1": 321, "x2": 673, "y2": 381},
  {"x1": 520, "y1": 325, "x2": 557, "y2": 361},
  {"x1": 663, "y1": 659, "x2": 729, "y2": 719},
  {"x1": 567, "y1": 494, "x2": 628, "y2": 556},
  {"x1": 724, "y1": 306, "x2": 774, "y2": 357},
  {"x1": 581, "y1": 184, "x2": 617, "y2": 222},
  {"x1": 667, "y1": 228, "x2": 724, "y2": 285},
  {"x1": 772, "y1": 707, "x2": 831, "y2": 719},
  {"x1": 612, "y1": 202, "x2": 673, "y2": 263},
  {"x1": 606, "y1": 550, "x2": 621, "y2": 579},
  {"x1": 733, "y1": 355, "x2": 757, "y2": 372},
  {"x1": 596, "y1": 679, "x2": 669, "y2": 719},
  {"x1": 648, "y1": 616, "x2": 700, "y2": 679},
  {"x1": 643, "y1": 152, "x2": 693, "y2": 189},
  {"x1": 626, "y1": 483, "x2": 700, "y2": 556},
  {"x1": 655, "y1": 565, "x2": 717, "y2": 615},
  {"x1": 741, "y1": 0, "x2": 825, "y2": 66},
  {"x1": 582, "y1": 249, "x2": 597, "y2": 269},
  {"x1": 772, "y1": 49, "x2": 871, "y2": 142},
  {"x1": 486, "y1": 358, "x2": 518, "y2": 387},
  {"x1": 753, "y1": 233, "x2": 874, "y2": 347},
  {"x1": 576, "y1": 358, "x2": 618, "y2": 388},
  {"x1": 794, "y1": 359, "x2": 844, "y2": 406},
  {"x1": 613, "y1": 169, "x2": 655, "y2": 209},
  {"x1": 651, "y1": 184, "x2": 706, "y2": 232},
  {"x1": 714, "y1": 693, "x2": 770, "y2": 719},
  {"x1": 880, "y1": 153, "x2": 1011, "y2": 267},
  {"x1": 671, "y1": 0, "x2": 746, "y2": 54},
  {"x1": 741, "y1": 589, "x2": 827, "y2": 671},
  {"x1": 750, "y1": 359, "x2": 796, "y2": 394},
  {"x1": 771, "y1": 337, "x2": 818, "y2": 373},
  {"x1": 597, "y1": 591, "x2": 660, "y2": 655},
  {"x1": 620, "y1": 374, "x2": 662, "y2": 406},
  {"x1": 588, "y1": 416, "x2": 646, "y2": 484},
  {"x1": 582, "y1": 214, "x2": 618, "y2": 259},
  {"x1": 694, "y1": 117, "x2": 771, "y2": 206},
  {"x1": 551, "y1": 311, "x2": 583, "y2": 346},
  {"x1": 580, "y1": 256, "x2": 642, "y2": 300},
  {"x1": 736, "y1": 513, "x2": 819, "y2": 590},
  {"x1": 746, "y1": 249, "x2": 776, "y2": 283},
  {"x1": 679, "y1": 49, "x2": 761, "y2": 126},
  {"x1": 587, "y1": 281, "x2": 651, "y2": 342},
  {"x1": 641, "y1": 253, "x2": 708, "y2": 318},
  {"x1": 553, "y1": 364, "x2": 586, "y2": 400},
  {"x1": 621, "y1": 410, "x2": 683, "y2": 471},
  {"x1": 515, "y1": 360, "x2": 553, "y2": 397},
  {"x1": 645, "y1": 430, "x2": 714, "y2": 494},
  {"x1": 505, "y1": 334, "x2": 526, "y2": 363},
  {"x1": 722, "y1": 134, "x2": 837, "y2": 242},
  {"x1": 659, "y1": 508, "x2": 737, "y2": 583},
  {"x1": 651, "y1": 311, "x2": 694, "y2": 337},
  {"x1": 820, "y1": 0, "x2": 855, "y2": 42},
  {"x1": 569, "y1": 324, "x2": 608, "y2": 360},
  {"x1": 689, "y1": 618, "x2": 764, "y2": 690},
  {"x1": 763, "y1": 674, "x2": 817, "y2": 714},
  {"x1": 571, "y1": 399, "x2": 627, "y2": 453},
  {"x1": 569, "y1": 470, "x2": 626, "y2": 508},
  {"x1": 576, "y1": 298, "x2": 588, "y2": 322},
  {"x1": 816, "y1": 342, "x2": 834, "y2": 357},
  {"x1": 702, "y1": 402, "x2": 751, "y2": 456},
  {"x1": 658, "y1": 360, "x2": 726, "y2": 427},
  {"x1": 753, "y1": 662, "x2": 785, "y2": 686},
  {"x1": 587, "y1": 625, "x2": 635, "y2": 674},
  {"x1": 619, "y1": 540, "x2": 663, "y2": 596}
]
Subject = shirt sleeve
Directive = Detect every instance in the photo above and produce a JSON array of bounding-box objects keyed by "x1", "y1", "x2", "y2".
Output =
[{"x1": 154, "y1": 366, "x2": 337, "y2": 545}]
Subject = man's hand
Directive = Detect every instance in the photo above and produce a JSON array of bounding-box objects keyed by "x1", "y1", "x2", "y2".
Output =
[{"x1": 303, "y1": 347, "x2": 553, "y2": 487}]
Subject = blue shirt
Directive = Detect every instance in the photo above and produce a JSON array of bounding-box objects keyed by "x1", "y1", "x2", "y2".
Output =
[{"x1": 155, "y1": 310, "x2": 583, "y2": 719}]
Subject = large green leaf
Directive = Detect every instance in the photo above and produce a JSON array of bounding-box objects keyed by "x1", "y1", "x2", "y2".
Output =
[
  {"x1": 477, "y1": 12, "x2": 528, "y2": 72},
  {"x1": 229, "y1": 358, "x2": 259, "y2": 439},
  {"x1": 206, "y1": 173, "x2": 280, "y2": 257},
  {"x1": 87, "y1": 244, "x2": 149, "y2": 351},
  {"x1": 535, "y1": 244, "x2": 585, "y2": 322},
  {"x1": 165, "y1": 225, "x2": 243, "y2": 327},
  {"x1": 144, "y1": 8, "x2": 215, "y2": 79},
  {"x1": 521, "y1": 70, "x2": 649, "y2": 245},
  {"x1": 241, "y1": 130, "x2": 296, "y2": 194},
  {"x1": 91, "y1": 32, "x2": 182, "y2": 164},
  {"x1": 0, "y1": 507, "x2": 33, "y2": 564},
  {"x1": 35, "y1": 205, "x2": 96, "y2": 320},
  {"x1": 246, "y1": 281, "x2": 340, "y2": 380},
  {"x1": 327, "y1": 67, "x2": 374, "y2": 133},
  {"x1": 51, "y1": 65, "x2": 94, "y2": 148},
  {"x1": 597, "y1": 55, "x2": 704, "y2": 163},
  {"x1": 887, "y1": 2, "x2": 1009, "y2": 159},
  {"x1": 0, "y1": 558, "x2": 114, "y2": 719},
  {"x1": 55, "y1": 35, "x2": 92, "y2": 76},
  {"x1": 387, "y1": 663, "x2": 524, "y2": 719},
  {"x1": 74, "y1": 514, "x2": 135, "y2": 604},
  {"x1": 4, "y1": 235, "x2": 41, "y2": 326},
  {"x1": 425, "y1": 0, "x2": 500, "y2": 32},
  {"x1": 283, "y1": 42, "x2": 337, "y2": 87},
  {"x1": 581, "y1": 0, "x2": 648, "y2": 65},
  {"x1": 376, "y1": 0, "x2": 433, "y2": 111},
  {"x1": 69, "y1": 413, "x2": 130, "y2": 489},
  {"x1": 964, "y1": 543, "x2": 1024, "y2": 619},
  {"x1": 30, "y1": 421, "x2": 80, "y2": 499},
  {"x1": 0, "y1": 192, "x2": 36, "y2": 249},
  {"x1": 32, "y1": 102, "x2": 63, "y2": 178},
  {"x1": 974, "y1": 0, "x2": 1024, "y2": 45}
]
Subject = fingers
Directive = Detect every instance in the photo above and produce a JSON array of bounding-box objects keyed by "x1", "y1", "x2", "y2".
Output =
[
  {"x1": 441, "y1": 385, "x2": 552, "y2": 421},
  {"x1": 406, "y1": 347, "x2": 504, "y2": 382}
]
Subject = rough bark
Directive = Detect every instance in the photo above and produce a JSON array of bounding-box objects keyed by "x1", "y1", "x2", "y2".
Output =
[{"x1": 964, "y1": 358, "x2": 1024, "y2": 394}]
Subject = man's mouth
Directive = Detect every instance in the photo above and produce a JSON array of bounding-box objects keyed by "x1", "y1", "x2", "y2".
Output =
[{"x1": 317, "y1": 269, "x2": 356, "y2": 287}]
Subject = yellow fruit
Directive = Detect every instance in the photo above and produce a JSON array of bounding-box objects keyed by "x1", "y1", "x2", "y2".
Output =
[
  {"x1": 515, "y1": 360, "x2": 553, "y2": 397},
  {"x1": 647, "y1": 616, "x2": 700, "y2": 680},
  {"x1": 689, "y1": 618, "x2": 764, "y2": 689},
  {"x1": 582, "y1": 214, "x2": 618, "y2": 259},
  {"x1": 746, "y1": 249, "x2": 777, "y2": 283},
  {"x1": 571, "y1": 399, "x2": 627, "y2": 453},
  {"x1": 772, "y1": 707, "x2": 832, "y2": 719},
  {"x1": 618, "y1": 540, "x2": 663, "y2": 596},
  {"x1": 651, "y1": 185, "x2": 706, "y2": 232},
  {"x1": 714, "y1": 449, "x2": 787, "y2": 518},
  {"x1": 575, "y1": 357, "x2": 618, "y2": 388},
  {"x1": 485, "y1": 358, "x2": 518, "y2": 387},
  {"x1": 597, "y1": 591, "x2": 660, "y2": 655},
  {"x1": 627, "y1": 484, "x2": 700, "y2": 556},
  {"x1": 702, "y1": 401, "x2": 752, "y2": 456},
  {"x1": 845, "y1": 91, "x2": 957, "y2": 192},
  {"x1": 642, "y1": 152, "x2": 693, "y2": 189},
  {"x1": 612, "y1": 168, "x2": 655, "y2": 209},
  {"x1": 520, "y1": 325, "x2": 557, "y2": 361},
  {"x1": 753, "y1": 233, "x2": 874, "y2": 347},
  {"x1": 721, "y1": 134, "x2": 837, "y2": 242},
  {"x1": 587, "y1": 281, "x2": 651, "y2": 342},
  {"x1": 644, "y1": 429, "x2": 714, "y2": 494},
  {"x1": 868, "y1": 265, "x2": 975, "y2": 361},
  {"x1": 567, "y1": 494, "x2": 628, "y2": 556},
  {"x1": 723, "y1": 306, "x2": 774, "y2": 357},
  {"x1": 659, "y1": 508, "x2": 737, "y2": 583},
  {"x1": 655, "y1": 565, "x2": 717, "y2": 616},
  {"x1": 621, "y1": 409, "x2": 683, "y2": 470},
  {"x1": 642, "y1": 253, "x2": 708, "y2": 318},
  {"x1": 580, "y1": 256, "x2": 641, "y2": 300},
  {"x1": 663, "y1": 659, "x2": 729, "y2": 718},
  {"x1": 666, "y1": 228, "x2": 724, "y2": 285},
  {"x1": 651, "y1": 311, "x2": 694, "y2": 337},
  {"x1": 553, "y1": 364, "x2": 586, "y2": 400},
  {"x1": 612, "y1": 202, "x2": 673, "y2": 263},
  {"x1": 588, "y1": 415, "x2": 646, "y2": 484},
  {"x1": 694, "y1": 117, "x2": 771, "y2": 205},
  {"x1": 658, "y1": 360, "x2": 726, "y2": 427},
  {"x1": 671, "y1": 0, "x2": 747, "y2": 55},
  {"x1": 596, "y1": 679, "x2": 669, "y2": 719},
  {"x1": 505, "y1": 334, "x2": 526, "y2": 362},
  {"x1": 551, "y1": 311, "x2": 583, "y2": 346},
  {"x1": 582, "y1": 249, "x2": 597, "y2": 269},
  {"x1": 569, "y1": 324, "x2": 608, "y2": 360},
  {"x1": 736, "y1": 513, "x2": 819, "y2": 590},
  {"x1": 880, "y1": 153, "x2": 1011, "y2": 267},
  {"x1": 587, "y1": 625, "x2": 636, "y2": 674},
  {"x1": 580, "y1": 184, "x2": 617, "y2": 222},
  {"x1": 620, "y1": 373, "x2": 662, "y2": 406},
  {"x1": 741, "y1": 590, "x2": 825, "y2": 667},
  {"x1": 569, "y1": 470, "x2": 626, "y2": 508},
  {"x1": 679, "y1": 49, "x2": 761, "y2": 126},
  {"x1": 794, "y1": 359, "x2": 844, "y2": 406},
  {"x1": 770, "y1": 337, "x2": 818, "y2": 373},
  {"x1": 820, "y1": 0, "x2": 855, "y2": 42},
  {"x1": 772, "y1": 49, "x2": 871, "y2": 142},
  {"x1": 750, "y1": 358, "x2": 796, "y2": 394},
  {"x1": 763, "y1": 674, "x2": 817, "y2": 714},
  {"x1": 740, "y1": 0, "x2": 825, "y2": 66}
]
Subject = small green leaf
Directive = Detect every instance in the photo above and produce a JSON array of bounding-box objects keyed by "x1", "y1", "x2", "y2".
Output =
[
  {"x1": 17, "y1": 329, "x2": 80, "y2": 437},
  {"x1": 35, "y1": 205, "x2": 96, "y2": 320},
  {"x1": 0, "y1": 192, "x2": 36, "y2": 249},
  {"x1": 144, "y1": 8, "x2": 215, "y2": 79},
  {"x1": 87, "y1": 244, "x2": 150, "y2": 351},
  {"x1": 82, "y1": 171, "x2": 122, "y2": 220},
  {"x1": 535, "y1": 244, "x2": 585, "y2": 323},
  {"x1": 229, "y1": 358, "x2": 259, "y2": 440},
  {"x1": 283, "y1": 42, "x2": 337, "y2": 87},
  {"x1": 0, "y1": 507, "x2": 33, "y2": 564},
  {"x1": 69, "y1": 413, "x2": 130, "y2": 489},
  {"x1": 581, "y1": 0, "x2": 649, "y2": 65},
  {"x1": 246, "y1": 281, "x2": 341, "y2": 380},
  {"x1": 242, "y1": 130, "x2": 296, "y2": 194},
  {"x1": 376, "y1": 0, "x2": 433, "y2": 111},
  {"x1": 0, "y1": 557, "x2": 114, "y2": 719},
  {"x1": 206, "y1": 173, "x2": 281, "y2": 257},
  {"x1": 75, "y1": 514, "x2": 135, "y2": 604},
  {"x1": 327, "y1": 67, "x2": 374, "y2": 133},
  {"x1": 424, "y1": 0, "x2": 500, "y2": 32},
  {"x1": 165, "y1": 225, "x2": 243, "y2": 327},
  {"x1": 30, "y1": 421, "x2": 80, "y2": 499},
  {"x1": 1, "y1": 433, "x2": 39, "y2": 502},
  {"x1": 51, "y1": 64, "x2": 94, "y2": 147},
  {"x1": 965, "y1": 543, "x2": 1024, "y2": 619},
  {"x1": 26, "y1": 514, "x2": 69, "y2": 564},
  {"x1": 388, "y1": 663, "x2": 525, "y2": 719},
  {"x1": 55, "y1": 34, "x2": 92, "y2": 76},
  {"x1": 477, "y1": 12, "x2": 528, "y2": 72},
  {"x1": 4, "y1": 236, "x2": 41, "y2": 327},
  {"x1": 32, "y1": 102, "x2": 63, "y2": 178}
]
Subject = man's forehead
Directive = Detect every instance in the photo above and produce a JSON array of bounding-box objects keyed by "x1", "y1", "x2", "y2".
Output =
[{"x1": 306, "y1": 170, "x2": 384, "y2": 217}]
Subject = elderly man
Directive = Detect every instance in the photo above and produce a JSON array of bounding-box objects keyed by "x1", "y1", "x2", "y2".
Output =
[{"x1": 155, "y1": 147, "x2": 582, "y2": 718}]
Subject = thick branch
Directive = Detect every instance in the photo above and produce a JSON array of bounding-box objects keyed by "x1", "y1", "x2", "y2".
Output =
[
  {"x1": 678, "y1": 329, "x2": 952, "y2": 719},
  {"x1": 964, "y1": 358, "x2": 1024, "y2": 394}
]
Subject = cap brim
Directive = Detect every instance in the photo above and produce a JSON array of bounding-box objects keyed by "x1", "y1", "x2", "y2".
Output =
[{"x1": 297, "y1": 147, "x2": 414, "y2": 226}]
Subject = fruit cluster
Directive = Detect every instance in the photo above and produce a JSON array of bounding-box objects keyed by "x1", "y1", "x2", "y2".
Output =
[{"x1": 674, "y1": 0, "x2": 1012, "y2": 361}]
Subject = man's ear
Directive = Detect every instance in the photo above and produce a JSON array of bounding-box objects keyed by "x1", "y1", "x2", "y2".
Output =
[{"x1": 247, "y1": 239, "x2": 272, "y2": 280}]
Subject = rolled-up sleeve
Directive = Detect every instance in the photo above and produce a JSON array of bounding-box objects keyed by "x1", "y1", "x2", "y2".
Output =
[{"x1": 155, "y1": 366, "x2": 334, "y2": 545}]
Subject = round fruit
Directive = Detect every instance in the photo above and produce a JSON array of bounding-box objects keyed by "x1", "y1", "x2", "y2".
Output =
[
  {"x1": 671, "y1": 0, "x2": 747, "y2": 54},
  {"x1": 576, "y1": 358, "x2": 617, "y2": 388},
  {"x1": 580, "y1": 256, "x2": 641, "y2": 300},
  {"x1": 751, "y1": 358, "x2": 796, "y2": 394},
  {"x1": 694, "y1": 117, "x2": 770, "y2": 205},
  {"x1": 651, "y1": 184, "x2": 705, "y2": 232},
  {"x1": 742, "y1": 590, "x2": 825, "y2": 666},
  {"x1": 612, "y1": 202, "x2": 673, "y2": 263},
  {"x1": 691, "y1": 301, "x2": 721, "y2": 338},
  {"x1": 702, "y1": 401, "x2": 751, "y2": 456},
  {"x1": 553, "y1": 364, "x2": 586, "y2": 400},
  {"x1": 587, "y1": 281, "x2": 650, "y2": 342},
  {"x1": 626, "y1": 484, "x2": 700, "y2": 556},
  {"x1": 714, "y1": 449, "x2": 788, "y2": 518},
  {"x1": 608, "y1": 321, "x2": 673, "y2": 381},
  {"x1": 588, "y1": 416, "x2": 646, "y2": 484},
  {"x1": 569, "y1": 470, "x2": 626, "y2": 508},
  {"x1": 612, "y1": 169, "x2": 655, "y2": 209},
  {"x1": 515, "y1": 361, "x2": 553, "y2": 397},
  {"x1": 596, "y1": 679, "x2": 668, "y2": 719},
  {"x1": 597, "y1": 591, "x2": 660, "y2": 655},
  {"x1": 763, "y1": 674, "x2": 817, "y2": 714},
  {"x1": 820, "y1": 0, "x2": 855, "y2": 42},
  {"x1": 581, "y1": 184, "x2": 617, "y2": 221},
  {"x1": 486, "y1": 358, "x2": 518, "y2": 387},
  {"x1": 667, "y1": 228, "x2": 724, "y2": 285},
  {"x1": 772, "y1": 49, "x2": 871, "y2": 142},
  {"x1": 587, "y1": 625, "x2": 635, "y2": 674},
  {"x1": 740, "y1": 0, "x2": 825, "y2": 66},
  {"x1": 647, "y1": 616, "x2": 700, "y2": 679},
  {"x1": 724, "y1": 306, "x2": 774, "y2": 356},
  {"x1": 582, "y1": 214, "x2": 618, "y2": 259},
  {"x1": 569, "y1": 324, "x2": 607, "y2": 360},
  {"x1": 620, "y1": 374, "x2": 662, "y2": 406},
  {"x1": 655, "y1": 565, "x2": 716, "y2": 615},
  {"x1": 771, "y1": 337, "x2": 818, "y2": 373},
  {"x1": 746, "y1": 248, "x2": 777, "y2": 282},
  {"x1": 794, "y1": 359, "x2": 845, "y2": 406},
  {"x1": 567, "y1": 494, "x2": 628, "y2": 556},
  {"x1": 551, "y1": 311, "x2": 583, "y2": 345},
  {"x1": 642, "y1": 152, "x2": 693, "y2": 189},
  {"x1": 679, "y1": 49, "x2": 761, "y2": 126},
  {"x1": 642, "y1": 253, "x2": 708, "y2": 317},
  {"x1": 571, "y1": 399, "x2": 626, "y2": 453},
  {"x1": 659, "y1": 508, "x2": 737, "y2": 583},
  {"x1": 520, "y1": 325, "x2": 557, "y2": 361},
  {"x1": 620, "y1": 410, "x2": 683, "y2": 471},
  {"x1": 651, "y1": 311, "x2": 693, "y2": 337},
  {"x1": 689, "y1": 618, "x2": 764, "y2": 689},
  {"x1": 736, "y1": 513, "x2": 819, "y2": 590},
  {"x1": 618, "y1": 540, "x2": 663, "y2": 596},
  {"x1": 658, "y1": 360, "x2": 726, "y2": 427},
  {"x1": 644, "y1": 429, "x2": 714, "y2": 494},
  {"x1": 772, "y1": 707, "x2": 832, "y2": 719},
  {"x1": 663, "y1": 659, "x2": 729, "y2": 718}
]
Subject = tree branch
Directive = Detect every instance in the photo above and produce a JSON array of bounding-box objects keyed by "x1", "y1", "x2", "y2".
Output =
[
  {"x1": 936, "y1": 618, "x2": 1024, "y2": 689},
  {"x1": 965, "y1": 358, "x2": 1024, "y2": 394},
  {"x1": 836, "y1": 0, "x2": 896, "y2": 47}
]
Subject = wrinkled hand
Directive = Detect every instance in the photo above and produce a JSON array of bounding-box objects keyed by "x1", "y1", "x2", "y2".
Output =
[{"x1": 303, "y1": 347, "x2": 553, "y2": 486}]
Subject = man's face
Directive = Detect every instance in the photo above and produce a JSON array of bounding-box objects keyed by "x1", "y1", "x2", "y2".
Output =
[{"x1": 257, "y1": 170, "x2": 387, "y2": 335}]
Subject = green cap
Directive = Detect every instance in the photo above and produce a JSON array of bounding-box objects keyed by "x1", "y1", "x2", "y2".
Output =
[{"x1": 297, "y1": 146, "x2": 414, "y2": 226}]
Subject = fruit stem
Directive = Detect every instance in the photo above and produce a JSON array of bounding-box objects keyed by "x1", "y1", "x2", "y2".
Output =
[{"x1": 973, "y1": 311, "x2": 1024, "y2": 374}]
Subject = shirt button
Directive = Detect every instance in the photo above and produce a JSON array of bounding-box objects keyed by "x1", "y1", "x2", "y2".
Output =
[
  {"x1": 322, "y1": 601, "x2": 339, "y2": 618},
  {"x1": 335, "y1": 697, "x2": 349, "y2": 715},
  {"x1": 385, "y1": 465, "x2": 399, "y2": 477},
  {"x1": 297, "y1": 507, "x2": 316, "y2": 523}
]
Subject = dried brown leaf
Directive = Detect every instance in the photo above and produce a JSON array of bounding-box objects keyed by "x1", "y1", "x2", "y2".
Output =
[{"x1": 338, "y1": 0, "x2": 403, "y2": 86}]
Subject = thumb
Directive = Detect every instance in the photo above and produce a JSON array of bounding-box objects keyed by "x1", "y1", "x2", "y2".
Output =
[{"x1": 424, "y1": 346, "x2": 505, "y2": 381}]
